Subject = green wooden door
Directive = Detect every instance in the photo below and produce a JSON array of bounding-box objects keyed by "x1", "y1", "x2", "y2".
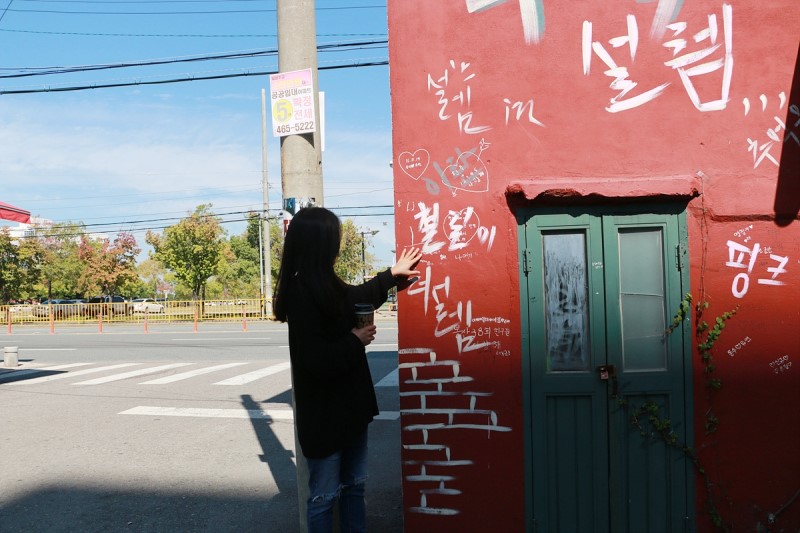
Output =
[{"x1": 518, "y1": 206, "x2": 694, "y2": 533}]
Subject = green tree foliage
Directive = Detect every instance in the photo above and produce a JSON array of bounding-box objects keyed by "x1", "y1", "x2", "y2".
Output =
[
  {"x1": 335, "y1": 220, "x2": 377, "y2": 284},
  {"x1": 77, "y1": 232, "x2": 140, "y2": 296},
  {"x1": 146, "y1": 204, "x2": 225, "y2": 299},
  {"x1": 36, "y1": 222, "x2": 85, "y2": 299},
  {"x1": 269, "y1": 216, "x2": 283, "y2": 289},
  {"x1": 0, "y1": 229, "x2": 43, "y2": 302},
  {"x1": 132, "y1": 258, "x2": 171, "y2": 299},
  {"x1": 215, "y1": 212, "x2": 262, "y2": 298}
]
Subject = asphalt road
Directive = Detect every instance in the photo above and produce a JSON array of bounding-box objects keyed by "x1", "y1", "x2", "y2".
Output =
[{"x1": 0, "y1": 320, "x2": 403, "y2": 533}]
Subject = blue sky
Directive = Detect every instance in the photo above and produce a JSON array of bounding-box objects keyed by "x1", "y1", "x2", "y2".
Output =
[{"x1": 0, "y1": 1, "x2": 396, "y2": 266}]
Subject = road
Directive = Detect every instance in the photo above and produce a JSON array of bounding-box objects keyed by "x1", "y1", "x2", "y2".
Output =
[{"x1": 0, "y1": 321, "x2": 402, "y2": 533}]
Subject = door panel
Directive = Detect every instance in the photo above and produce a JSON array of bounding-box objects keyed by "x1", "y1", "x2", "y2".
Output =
[
  {"x1": 520, "y1": 207, "x2": 692, "y2": 533},
  {"x1": 545, "y1": 396, "x2": 602, "y2": 532}
]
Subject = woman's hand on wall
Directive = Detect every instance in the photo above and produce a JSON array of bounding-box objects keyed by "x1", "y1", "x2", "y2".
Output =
[{"x1": 391, "y1": 247, "x2": 422, "y2": 278}]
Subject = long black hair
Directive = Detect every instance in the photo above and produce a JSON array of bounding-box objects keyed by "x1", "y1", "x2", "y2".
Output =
[{"x1": 273, "y1": 207, "x2": 346, "y2": 322}]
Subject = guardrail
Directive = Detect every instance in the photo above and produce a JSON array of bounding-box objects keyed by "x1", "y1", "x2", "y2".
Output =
[{"x1": 1, "y1": 299, "x2": 273, "y2": 333}]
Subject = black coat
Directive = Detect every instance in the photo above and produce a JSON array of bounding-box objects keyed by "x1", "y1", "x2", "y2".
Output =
[{"x1": 286, "y1": 269, "x2": 395, "y2": 458}]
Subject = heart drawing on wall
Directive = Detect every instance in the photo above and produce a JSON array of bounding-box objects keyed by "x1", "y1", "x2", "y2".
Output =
[{"x1": 397, "y1": 149, "x2": 430, "y2": 180}]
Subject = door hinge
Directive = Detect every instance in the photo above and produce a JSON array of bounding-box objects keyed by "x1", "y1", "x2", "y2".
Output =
[
  {"x1": 676, "y1": 242, "x2": 687, "y2": 271},
  {"x1": 523, "y1": 249, "x2": 533, "y2": 275}
]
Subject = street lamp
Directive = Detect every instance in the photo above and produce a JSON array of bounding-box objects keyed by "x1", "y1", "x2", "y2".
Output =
[{"x1": 360, "y1": 230, "x2": 379, "y2": 282}]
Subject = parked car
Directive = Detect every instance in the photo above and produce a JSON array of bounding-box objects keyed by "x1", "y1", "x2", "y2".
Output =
[
  {"x1": 32, "y1": 299, "x2": 85, "y2": 319},
  {"x1": 84, "y1": 295, "x2": 129, "y2": 317},
  {"x1": 130, "y1": 298, "x2": 164, "y2": 313}
]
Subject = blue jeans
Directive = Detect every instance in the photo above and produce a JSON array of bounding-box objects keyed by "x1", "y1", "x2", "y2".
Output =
[{"x1": 306, "y1": 431, "x2": 368, "y2": 533}]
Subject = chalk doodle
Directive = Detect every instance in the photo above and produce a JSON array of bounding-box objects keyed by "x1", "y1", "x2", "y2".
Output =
[
  {"x1": 466, "y1": 0, "x2": 686, "y2": 45},
  {"x1": 432, "y1": 140, "x2": 491, "y2": 195},
  {"x1": 465, "y1": 0, "x2": 545, "y2": 45},
  {"x1": 428, "y1": 60, "x2": 491, "y2": 135},
  {"x1": 443, "y1": 207, "x2": 497, "y2": 252},
  {"x1": 399, "y1": 347, "x2": 512, "y2": 516},
  {"x1": 742, "y1": 93, "x2": 797, "y2": 169},
  {"x1": 504, "y1": 98, "x2": 546, "y2": 127},
  {"x1": 727, "y1": 336, "x2": 751, "y2": 357},
  {"x1": 583, "y1": 4, "x2": 733, "y2": 113},
  {"x1": 397, "y1": 141, "x2": 490, "y2": 197},
  {"x1": 414, "y1": 202, "x2": 446, "y2": 254},
  {"x1": 725, "y1": 240, "x2": 790, "y2": 298},
  {"x1": 398, "y1": 149, "x2": 430, "y2": 181},
  {"x1": 407, "y1": 263, "x2": 511, "y2": 354},
  {"x1": 397, "y1": 149, "x2": 441, "y2": 195},
  {"x1": 769, "y1": 355, "x2": 792, "y2": 374},
  {"x1": 733, "y1": 224, "x2": 754, "y2": 243},
  {"x1": 410, "y1": 202, "x2": 496, "y2": 255}
]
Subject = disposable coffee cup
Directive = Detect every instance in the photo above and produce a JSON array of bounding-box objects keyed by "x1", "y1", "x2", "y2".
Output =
[{"x1": 354, "y1": 304, "x2": 374, "y2": 328}]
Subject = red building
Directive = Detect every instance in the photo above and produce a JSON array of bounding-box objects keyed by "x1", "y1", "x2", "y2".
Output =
[{"x1": 388, "y1": 1, "x2": 799, "y2": 531}]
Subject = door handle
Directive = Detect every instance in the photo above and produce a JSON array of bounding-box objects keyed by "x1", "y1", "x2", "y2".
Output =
[{"x1": 596, "y1": 364, "x2": 619, "y2": 398}]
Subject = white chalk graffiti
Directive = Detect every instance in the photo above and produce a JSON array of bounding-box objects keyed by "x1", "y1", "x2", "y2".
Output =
[
  {"x1": 466, "y1": 0, "x2": 686, "y2": 45},
  {"x1": 432, "y1": 140, "x2": 491, "y2": 195},
  {"x1": 398, "y1": 149, "x2": 430, "y2": 180},
  {"x1": 428, "y1": 60, "x2": 491, "y2": 135},
  {"x1": 407, "y1": 263, "x2": 510, "y2": 354},
  {"x1": 733, "y1": 224, "x2": 754, "y2": 243},
  {"x1": 743, "y1": 93, "x2": 799, "y2": 168},
  {"x1": 504, "y1": 98, "x2": 546, "y2": 127},
  {"x1": 583, "y1": 4, "x2": 733, "y2": 113},
  {"x1": 414, "y1": 203, "x2": 446, "y2": 255},
  {"x1": 727, "y1": 336, "x2": 751, "y2": 357},
  {"x1": 410, "y1": 202, "x2": 496, "y2": 255},
  {"x1": 399, "y1": 347, "x2": 512, "y2": 516},
  {"x1": 444, "y1": 207, "x2": 497, "y2": 252},
  {"x1": 466, "y1": 0, "x2": 544, "y2": 45},
  {"x1": 769, "y1": 355, "x2": 792, "y2": 374},
  {"x1": 398, "y1": 141, "x2": 490, "y2": 196},
  {"x1": 647, "y1": 0, "x2": 684, "y2": 40},
  {"x1": 725, "y1": 240, "x2": 789, "y2": 298}
]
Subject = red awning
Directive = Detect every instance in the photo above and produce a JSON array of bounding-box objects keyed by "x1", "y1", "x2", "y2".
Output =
[{"x1": 0, "y1": 201, "x2": 31, "y2": 223}]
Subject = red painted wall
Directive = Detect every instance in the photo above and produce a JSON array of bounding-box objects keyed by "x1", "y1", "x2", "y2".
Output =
[{"x1": 388, "y1": 1, "x2": 799, "y2": 531}]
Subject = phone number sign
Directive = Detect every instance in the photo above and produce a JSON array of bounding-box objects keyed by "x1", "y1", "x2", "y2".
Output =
[{"x1": 269, "y1": 68, "x2": 316, "y2": 137}]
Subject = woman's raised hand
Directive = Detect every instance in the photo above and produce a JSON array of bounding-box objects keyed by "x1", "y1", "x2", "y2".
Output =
[{"x1": 391, "y1": 247, "x2": 423, "y2": 278}]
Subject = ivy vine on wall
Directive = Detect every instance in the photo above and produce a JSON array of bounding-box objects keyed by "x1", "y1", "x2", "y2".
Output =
[{"x1": 618, "y1": 294, "x2": 799, "y2": 532}]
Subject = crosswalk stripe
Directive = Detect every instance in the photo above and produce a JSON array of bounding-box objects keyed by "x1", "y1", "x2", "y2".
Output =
[
  {"x1": 140, "y1": 362, "x2": 250, "y2": 384},
  {"x1": 119, "y1": 405, "x2": 401, "y2": 421},
  {"x1": 5, "y1": 363, "x2": 141, "y2": 385},
  {"x1": 0, "y1": 363, "x2": 92, "y2": 383},
  {"x1": 120, "y1": 406, "x2": 295, "y2": 420},
  {"x1": 73, "y1": 363, "x2": 194, "y2": 385},
  {"x1": 213, "y1": 361, "x2": 290, "y2": 385}
]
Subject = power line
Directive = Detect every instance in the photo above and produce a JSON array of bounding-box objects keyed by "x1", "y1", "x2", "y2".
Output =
[
  {"x1": 5, "y1": 4, "x2": 384, "y2": 14},
  {"x1": 0, "y1": 40, "x2": 387, "y2": 78},
  {"x1": 0, "y1": 59, "x2": 388, "y2": 94},
  {"x1": 0, "y1": 28, "x2": 386, "y2": 38}
]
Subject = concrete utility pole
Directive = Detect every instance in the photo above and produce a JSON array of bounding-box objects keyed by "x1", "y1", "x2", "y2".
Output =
[
  {"x1": 276, "y1": 1, "x2": 322, "y2": 531},
  {"x1": 260, "y1": 88, "x2": 272, "y2": 317},
  {"x1": 278, "y1": 0, "x2": 324, "y2": 210}
]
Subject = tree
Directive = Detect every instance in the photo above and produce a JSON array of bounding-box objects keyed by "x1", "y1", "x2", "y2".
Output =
[
  {"x1": 36, "y1": 222, "x2": 85, "y2": 300},
  {"x1": 335, "y1": 220, "x2": 377, "y2": 284},
  {"x1": 216, "y1": 212, "x2": 261, "y2": 298},
  {"x1": 0, "y1": 229, "x2": 43, "y2": 303},
  {"x1": 77, "y1": 232, "x2": 140, "y2": 296},
  {"x1": 146, "y1": 204, "x2": 225, "y2": 299},
  {"x1": 133, "y1": 258, "x2": 170, "y2": 299}
]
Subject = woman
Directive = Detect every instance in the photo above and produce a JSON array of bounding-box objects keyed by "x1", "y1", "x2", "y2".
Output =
[{"x1": 273, "y1": 207, "x2": 421, "y2": 533}]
